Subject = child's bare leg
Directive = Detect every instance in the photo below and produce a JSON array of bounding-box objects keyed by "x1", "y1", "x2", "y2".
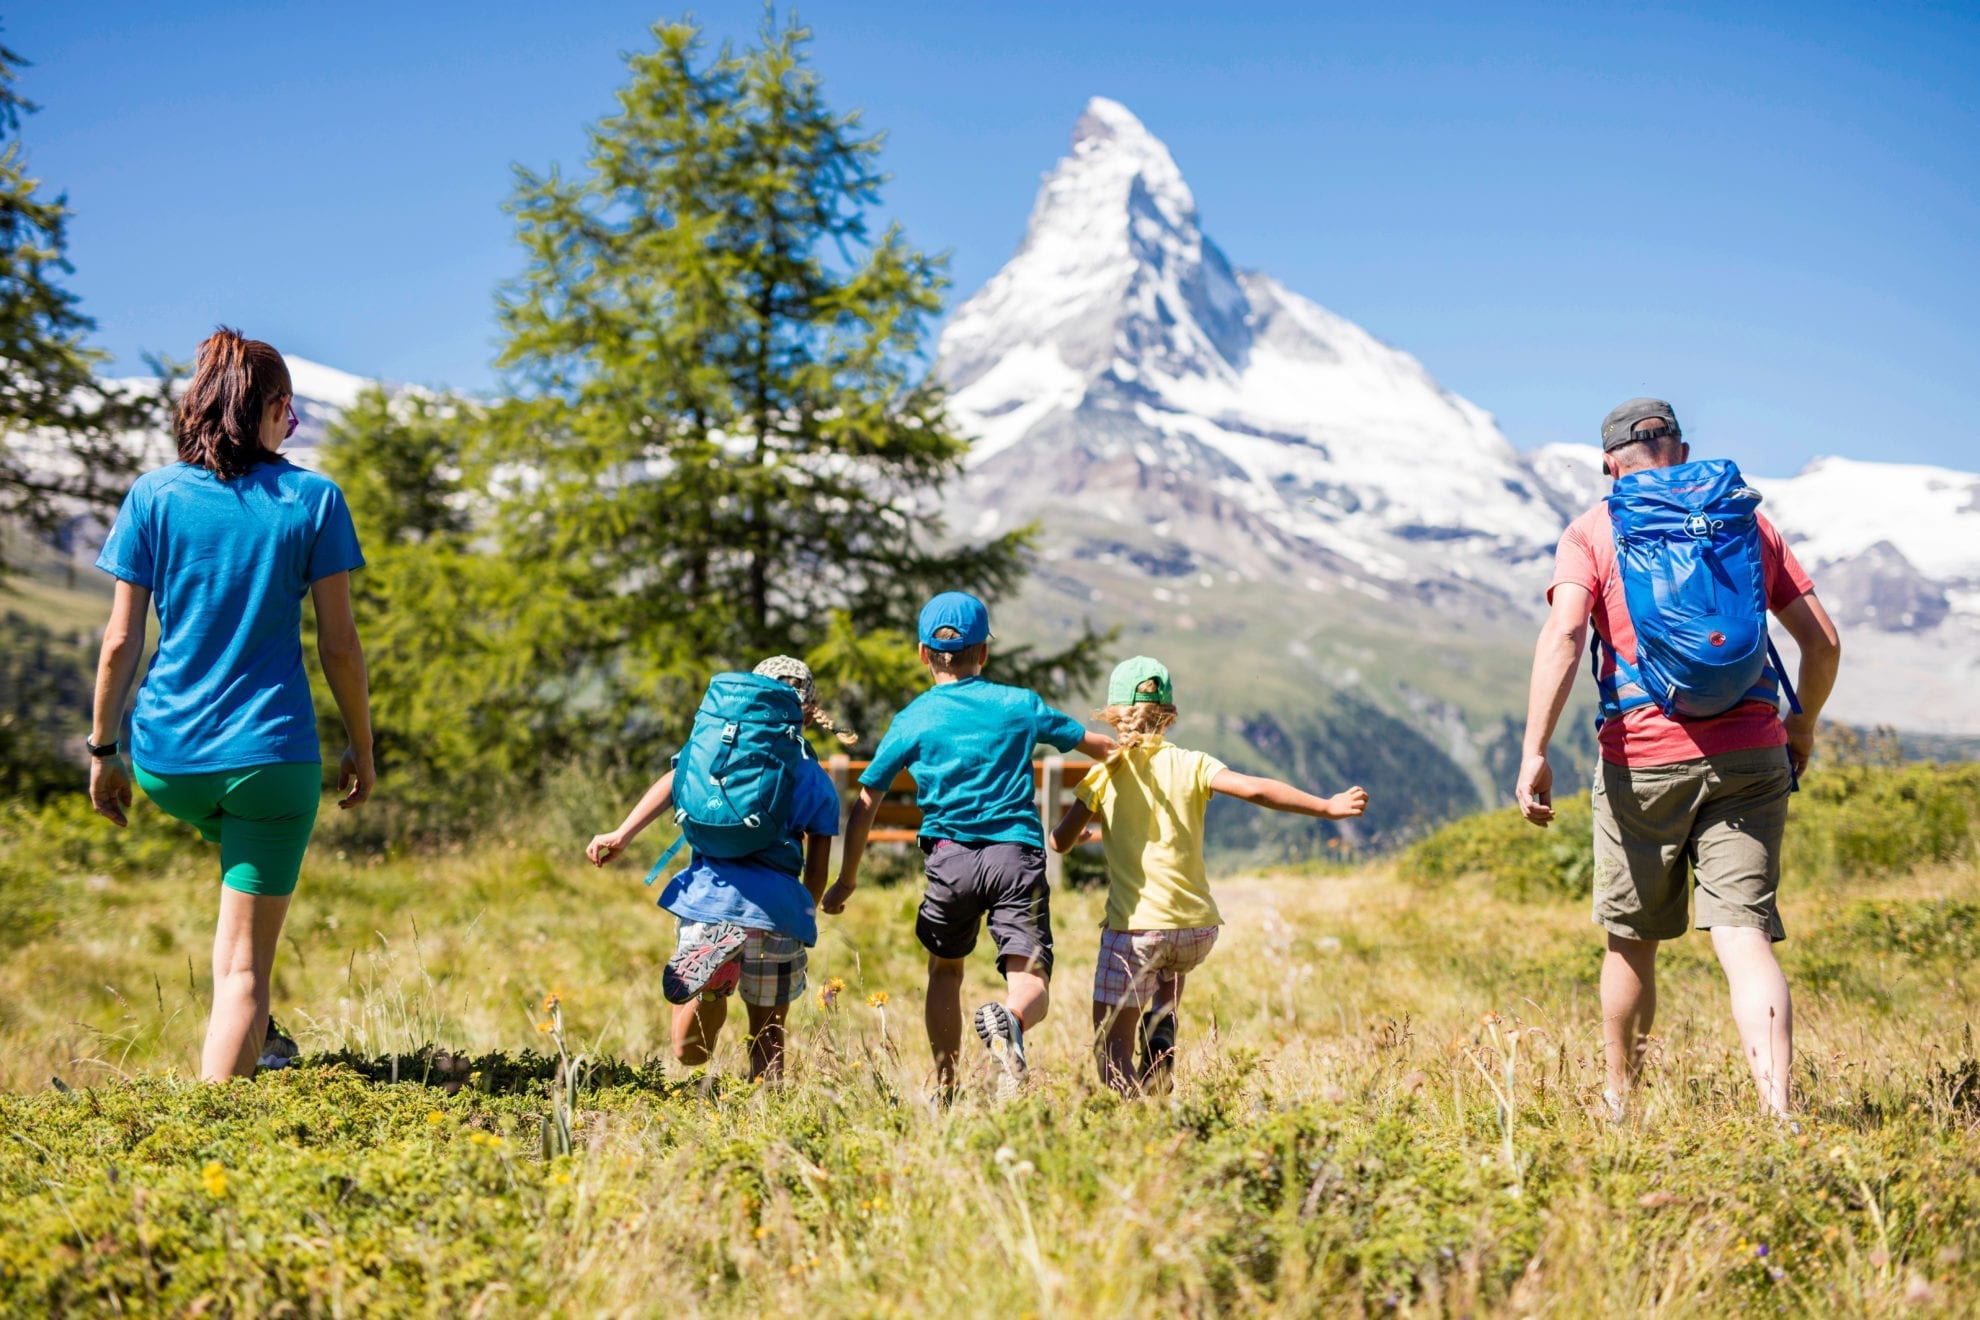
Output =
[
  {"x1": 672, "y1": 996, "x2": 728, "y2": 1066},
  {"x1": 1002, "y1": 955, "x2": 1051, "y2": 1030},
  {"x1": 1092, "y1": 999, "x2": 1140, "y2": 1095},
  {"x1": 926, "y1": 954, "x2": 967, "y2": 1090},
  {"x1": 746, "y1": 1003, "x2": 788, "y2": 1082},
  {"x1": 1139, "y1": 973, "x2": 1186, "y2": 1089}
]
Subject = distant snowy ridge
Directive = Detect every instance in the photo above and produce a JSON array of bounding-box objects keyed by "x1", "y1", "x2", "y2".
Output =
[
  {"x1": 935, "y1": 96, "x2": 1980, "y2": 736},
  {"x1": 98, "y1": 355, "x2": 395, "y2": 469}
]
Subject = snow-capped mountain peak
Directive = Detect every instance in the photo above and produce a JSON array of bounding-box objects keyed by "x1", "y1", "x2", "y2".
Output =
[{"x1": 939, "y1": 99, "x2": 1563, "y2": 579}]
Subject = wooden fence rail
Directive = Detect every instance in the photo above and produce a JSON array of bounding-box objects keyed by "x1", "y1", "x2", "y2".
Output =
[{"x1": 824, "y1": 756, "x2": 1097, "y2": 888}]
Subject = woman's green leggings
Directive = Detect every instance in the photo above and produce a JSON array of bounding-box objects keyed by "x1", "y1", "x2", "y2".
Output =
[{"x1": 133, "y1": 762, "x2": 323, "y2": 896}]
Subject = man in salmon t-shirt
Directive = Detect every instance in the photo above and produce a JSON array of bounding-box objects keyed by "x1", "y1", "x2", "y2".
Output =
[{"x1": 1515, "y1": 398, "x2": 1842, "y2": 1120}]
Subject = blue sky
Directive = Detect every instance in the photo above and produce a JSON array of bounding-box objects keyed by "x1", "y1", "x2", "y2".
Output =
[{"x1": 10, "y1": 1, "x2": 1978, "y2": 476}]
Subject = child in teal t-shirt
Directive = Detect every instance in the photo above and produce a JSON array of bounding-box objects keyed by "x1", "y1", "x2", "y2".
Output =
[{"x1": 823, "y1": 592, "x2": 1115, "y2": 1100}]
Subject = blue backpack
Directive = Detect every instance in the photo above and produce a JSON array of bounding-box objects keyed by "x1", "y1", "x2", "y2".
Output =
[
  {"x1": 644, "y1": 673, "x2": 807, "y2": 885},
  {"x1": 1596, "y1": 459, "x2": 1802, "y2": 725}
]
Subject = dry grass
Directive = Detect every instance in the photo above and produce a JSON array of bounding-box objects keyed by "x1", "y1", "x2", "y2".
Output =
[{"x1": 1, "y1": 793, "x2": 1977, "y2": 1315}]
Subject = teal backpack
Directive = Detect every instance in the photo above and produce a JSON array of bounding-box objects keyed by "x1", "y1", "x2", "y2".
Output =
[{"x1": 644, "y1": 673, "x2": 807, "y2": 884}]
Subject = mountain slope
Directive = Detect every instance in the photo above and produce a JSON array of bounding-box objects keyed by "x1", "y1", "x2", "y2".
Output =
[{"x1": 934, "y1": 98, "x2": 1980, "y2": 838}]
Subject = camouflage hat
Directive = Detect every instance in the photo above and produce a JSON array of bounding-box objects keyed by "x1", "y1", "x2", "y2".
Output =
[{"x1": 753, "y1": 655, "x2": 815, "y2": 708}]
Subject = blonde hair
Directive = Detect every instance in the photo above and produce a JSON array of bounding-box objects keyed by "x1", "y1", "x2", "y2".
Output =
[
  {"x1": 806, "y1": 702, "x2": 857, "y2": 746},
  {"x1": 1096, "y1": 679, "x2": 1178, "y2": 765}
]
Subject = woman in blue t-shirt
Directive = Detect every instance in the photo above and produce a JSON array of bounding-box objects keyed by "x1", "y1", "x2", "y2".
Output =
[{"x1": 88, "y1": 328, "x2": 375, "y2": 1082}]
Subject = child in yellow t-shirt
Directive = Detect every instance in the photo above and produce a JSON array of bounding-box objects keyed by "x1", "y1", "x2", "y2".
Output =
[{"x1": 1049, "y1": 656, "x2": 1368, "y2": 1094}]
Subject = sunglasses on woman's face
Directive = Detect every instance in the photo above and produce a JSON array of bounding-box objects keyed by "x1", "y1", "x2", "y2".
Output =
[{"x1": 285, "y1": 402, "x2": 299, "y2": 440}]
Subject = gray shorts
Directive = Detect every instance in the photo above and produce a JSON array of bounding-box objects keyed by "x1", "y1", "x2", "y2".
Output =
[
  {"x1": 1592, "y1": 746, "x2": 1793, "y2": 943},
  {"x1": 917, "y1": 840, "x2": 1054, "y2": 978}
]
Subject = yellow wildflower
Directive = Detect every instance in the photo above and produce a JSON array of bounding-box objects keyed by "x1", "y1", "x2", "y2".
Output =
[
  {"x1": 553, "y1": 1172, "x2": 572, "y2": 1185},
  {"x1": 427, "y1": 1111, "x2": 447, "y2": 1125},
  {"x1": 200, "y1": 1162, "x2": 228, "y2": 1198},
  {"x1": 867, "y1": 991, "x2": 889, "y2": 1008}
]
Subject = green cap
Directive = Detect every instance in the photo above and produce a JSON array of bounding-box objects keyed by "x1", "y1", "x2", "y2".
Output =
[{"x1": 1107, "y1": 655, "x2": 1174, "y2": 706}]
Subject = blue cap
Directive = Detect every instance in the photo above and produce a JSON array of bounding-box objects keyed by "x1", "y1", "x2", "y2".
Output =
[{"x1": 917, "y1": 591, "x2": 993, "y2": 651}]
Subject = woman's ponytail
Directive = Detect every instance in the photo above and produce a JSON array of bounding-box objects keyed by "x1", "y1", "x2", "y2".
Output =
[{"x1": 175, "y1": 327, "x2": 292, "y2": 480}]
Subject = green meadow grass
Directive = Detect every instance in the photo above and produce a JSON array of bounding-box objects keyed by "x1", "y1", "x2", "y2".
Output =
[{"x1": 2, "y1": 772, "x2": 1977, "y2": 1315}]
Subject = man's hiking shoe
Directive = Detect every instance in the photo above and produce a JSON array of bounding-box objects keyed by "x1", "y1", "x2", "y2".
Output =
[
  {"x1": 1137, "y1": 1008, "x2": 1177, "y2": 1088},
  {"x1": 258, "y1": 1016, "x2": 300, "y2": 1071},
  {"x1": 663, "y1": 922, "x2": 750, "y2": 1004},
  {"x1": 973, "y1": 1002, "x2": 1027, "y2": 1099}
]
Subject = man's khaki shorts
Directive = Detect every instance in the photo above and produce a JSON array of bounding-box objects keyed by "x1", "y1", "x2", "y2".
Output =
[{"x1": 1591, "y1": 745, "x2": 1793, "y2": 943}]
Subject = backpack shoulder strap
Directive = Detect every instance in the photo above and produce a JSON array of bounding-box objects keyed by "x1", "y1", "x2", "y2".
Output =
[{"x1": 642, "y1": 833, "x2": 688, "y2": 887}]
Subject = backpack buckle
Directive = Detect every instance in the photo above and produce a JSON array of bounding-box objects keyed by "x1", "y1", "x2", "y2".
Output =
[{"x1": 721, "y1": 722, "x2": 739, "y2": 745}]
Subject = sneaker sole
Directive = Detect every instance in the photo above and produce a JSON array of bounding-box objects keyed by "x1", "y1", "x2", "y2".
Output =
[
  {"x1": 663, "y1": 924, "x2": 750, "y2": 1004},
  {"x1": 974, "y1": 1004, "x2": 1027, "y2": 1097}
]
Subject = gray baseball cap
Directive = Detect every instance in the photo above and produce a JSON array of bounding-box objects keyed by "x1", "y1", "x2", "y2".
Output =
[{"x1": 1600, "y1": 398, "x2": 1681, "y2": 452}]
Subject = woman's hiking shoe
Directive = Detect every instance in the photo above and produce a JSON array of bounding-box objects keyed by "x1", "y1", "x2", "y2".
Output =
[
  {"x1": 258, "y1": 1016, "x2": 300, "y2": 1071},
  {"x1": 1137, "y1": 1009, "x2": 1177, "y2": 1088},
  {"x1": 973, "y1": 1002, "x2": 1027, "y2": 1099},
  {"x1": 663, "y1": 923, "x2": 750, "y2": 1004}
]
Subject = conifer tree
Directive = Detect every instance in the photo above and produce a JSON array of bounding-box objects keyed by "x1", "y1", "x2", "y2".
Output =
[
  {"x1": 0, "y1": 36, "x2": 162, "y2": 573},
  {"x1": 318, "y1": 388, "x2": 588, "y2": 825},
  {"x1": 491, "y1": 13, "x2": 1095, "y2": 748}
]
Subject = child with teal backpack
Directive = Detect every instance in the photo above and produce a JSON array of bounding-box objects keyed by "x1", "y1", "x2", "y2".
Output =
[{"x1": 587, "y1": 657, "x2": 852, "y2": 1081}]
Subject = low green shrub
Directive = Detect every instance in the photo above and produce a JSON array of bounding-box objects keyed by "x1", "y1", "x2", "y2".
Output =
[
  {"x1": 1395, "y1": 795, "x2": 1593, "y2": 899},
  {"x1": 1400, "y1": 760, "x2": 1980, "y2": 899},
  {"x1": 1791, "y1": 760, "x2": 1980, "y2": 880}
]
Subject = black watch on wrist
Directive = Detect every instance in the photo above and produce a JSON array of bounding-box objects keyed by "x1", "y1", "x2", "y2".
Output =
[{"x1": 85, "y1": 736, "x2": 119, "y2": 759}]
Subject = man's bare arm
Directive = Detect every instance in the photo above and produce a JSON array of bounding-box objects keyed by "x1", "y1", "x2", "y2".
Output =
[
  {"x1": 1775, "y1": 591, "x2": 1841, "y2": 778},
  {"x1": 1517, "y1": 584, "x2": 1593, "y2": 827}
]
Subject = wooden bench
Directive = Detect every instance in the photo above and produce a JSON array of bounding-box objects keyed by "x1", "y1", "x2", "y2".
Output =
[{"x1": 824, "y1": 756, "x2": 1097, "y2": 887}]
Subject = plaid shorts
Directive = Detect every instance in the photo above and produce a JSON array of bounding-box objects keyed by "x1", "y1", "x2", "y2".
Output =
[
  {"x1": 1092, "y1": 926, "x2": 1220, "y2": 1008},
  {"x1": 679, "y1": 922, "x2": 809, "y2": 1008}
]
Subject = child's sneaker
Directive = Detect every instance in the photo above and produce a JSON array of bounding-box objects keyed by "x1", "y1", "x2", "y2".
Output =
[
  {"x1": 664, "y1": 922, "x2": 750, "y2": 1004},
  {"x1": 701, "y1": 959, "x2": 742, "y2": 998},
  {"x1": 973, "y1": 1002, "x2": 1027, "y2": 1099},
  {"x1": 1137, "y1": 1008, "x2": 1177, "y2": 1089},
  {"x1": 258, "y1": 1015, "x2": 300, "y2": 1071}
]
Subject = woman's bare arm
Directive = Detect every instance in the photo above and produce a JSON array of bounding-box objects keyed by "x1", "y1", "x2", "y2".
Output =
[
  {"x1": 87, "y1": 581, "x2": 151, "y2": 826},
  {"x1": 310, "y1": 572, "x2": 374, "y2": 808}
]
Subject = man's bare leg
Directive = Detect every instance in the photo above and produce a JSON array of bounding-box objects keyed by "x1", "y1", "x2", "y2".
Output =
[
  {"x1": 1711, "y1": 925, "x2": 1794, "y2": 1116},
  {"x1": 1601, "y1": 934, "x2": 1659, "y2": 1110}
]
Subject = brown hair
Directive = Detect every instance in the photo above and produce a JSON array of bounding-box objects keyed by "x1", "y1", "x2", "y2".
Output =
[
  {"x1": 176, "y1": 327, "x2": 292, "y2": 480},
  {"x1": 1096, "y1": 678, "x2": 1178, "y2": 766}
]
